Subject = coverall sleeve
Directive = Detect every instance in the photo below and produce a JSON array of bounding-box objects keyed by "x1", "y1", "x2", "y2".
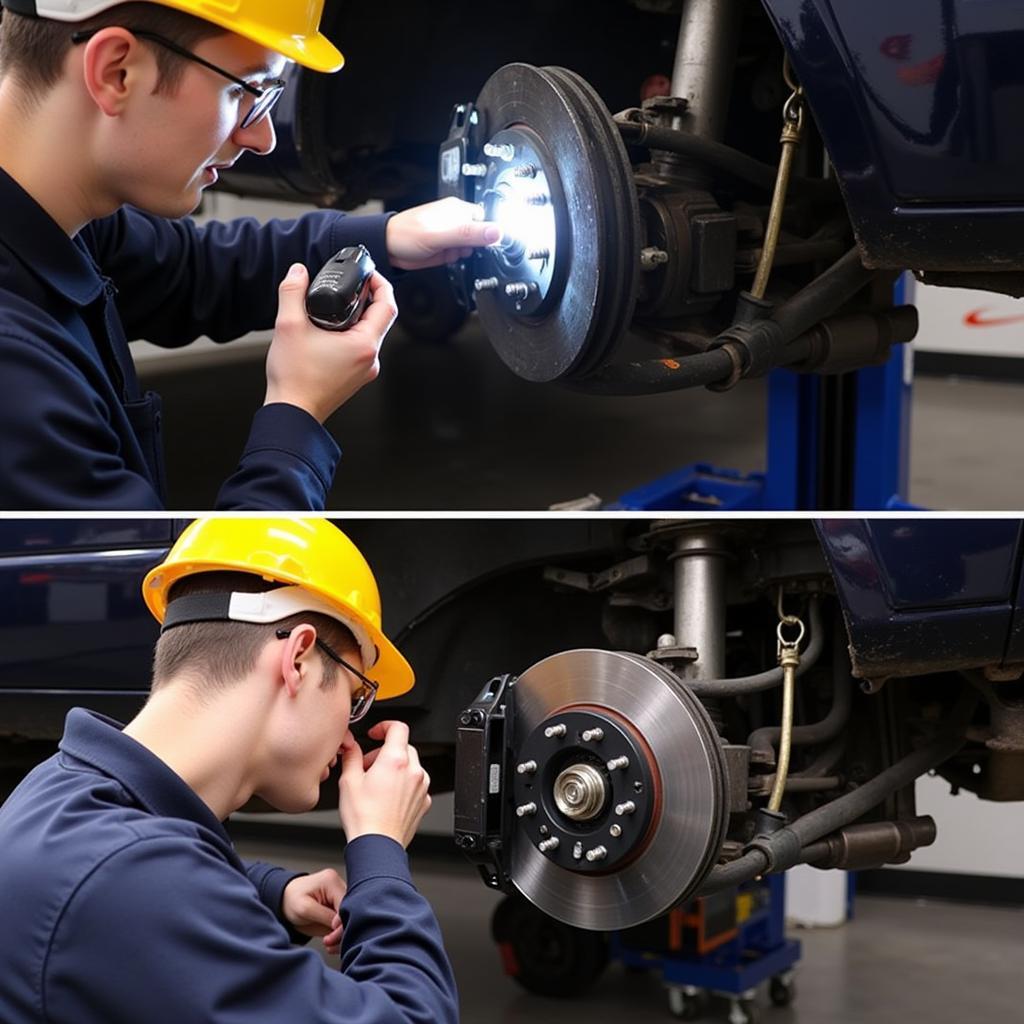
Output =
[
  {"x1": 43, "y1": 835, "x2": 459, "y2": 1024},
  {"x1": 83, "y1": 207, "x2": 396, "y2": 347},
  {"x1": 0, "y1": 331, "x2": 339, "y2": 511},
  {"x1": 242, "y1": 858, "x2": 312, "y2": 946},
  {"x1": 0, "y1": 331, "x2": 165, "y2": 511}
]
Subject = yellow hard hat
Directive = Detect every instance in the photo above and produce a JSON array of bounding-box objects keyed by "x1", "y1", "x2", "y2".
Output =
[
  {"x1": 13, "y1": 1, "x2": 344, "y2": 73},
  {"x1": 142, "y1": 518, "x2": 413, "y2": 700}
]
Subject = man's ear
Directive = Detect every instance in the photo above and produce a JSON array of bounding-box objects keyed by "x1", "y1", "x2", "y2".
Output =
[
  {"x1": 79, "y1": 28, "x2": 154, "y2": 117},
  {"x1": 277, "y1": 624, "x2": 318, "y2": 698}
]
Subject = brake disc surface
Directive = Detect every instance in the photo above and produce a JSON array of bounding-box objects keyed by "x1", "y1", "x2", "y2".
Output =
[
  {"x1": 470, "y1": 64, "x2": 640, "y2": 383},
  {"x1": 509, "y1": 649, "x2": 728, "y2": 930}
]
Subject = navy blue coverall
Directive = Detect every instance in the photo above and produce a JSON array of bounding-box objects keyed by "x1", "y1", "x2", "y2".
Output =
[
  {"x1": 0, "y1": 166, "x2": 396, "y2": 510},
  {"x1": 0, "y1": 709, "x2": 459, "y2": 1024}
]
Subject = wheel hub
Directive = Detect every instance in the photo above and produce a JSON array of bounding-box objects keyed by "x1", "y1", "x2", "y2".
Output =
[
  {"x1": 465, "y1": 64, "x2": 641, "y2": 383},
  {"x1": 508, "y1": 649, "x2": 729, "y2": 930}
]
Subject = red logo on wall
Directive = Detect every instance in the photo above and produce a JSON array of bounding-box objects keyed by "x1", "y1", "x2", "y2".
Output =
[{"x1": 964, "y1": 308, "x2": 1024, "y2": 328}]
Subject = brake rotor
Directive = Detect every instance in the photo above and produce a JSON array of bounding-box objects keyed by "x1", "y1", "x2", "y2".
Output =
[
  {"x1": 509, "y1": 649, "x2": 728, "y2": 931},
  {"x1": 469, "y1": 64, "x2": 641, "y2": 383}
]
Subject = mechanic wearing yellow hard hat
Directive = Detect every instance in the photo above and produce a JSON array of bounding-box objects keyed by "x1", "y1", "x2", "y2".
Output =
[
  {"x1": 0, "y1": 2, "x2": 498, "y2": 510},
  {"x1": 0, "y1": 517, "x2": 457, "y2": 1023}
]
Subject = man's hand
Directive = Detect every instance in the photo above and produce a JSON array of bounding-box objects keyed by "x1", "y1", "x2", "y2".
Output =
[
  {"x1": 281, "y1": 869, "x2": 347, "y2": 956},
  {"x1": 337, "y1": 723, "x2": 432, "y2": 848},
  {"x1": 264, "y1": 264, "x2": 398, "y2": 423},
  {"x1": 386, "y1": 197, "x2": 501, "y2": 270}
]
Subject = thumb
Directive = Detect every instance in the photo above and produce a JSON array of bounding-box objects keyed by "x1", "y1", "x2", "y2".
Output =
[
  {"x1": 453, "y1": 222, "x2": 501, "y2": 248},
  {"x1": 339, "y1": 732, "x2": 364, "y2": 777},
  {"x1": 279, "y1": 263, "x2": 308, "y2": 297},
  {"x1": 305, "y1": 901, "x2": 337, "y2": 932}
]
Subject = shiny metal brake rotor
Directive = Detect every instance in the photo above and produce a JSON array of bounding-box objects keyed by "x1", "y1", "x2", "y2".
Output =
[
  {"x1": 509, "y1": 649, "x2": 728, "y2": 931},
  {"x1": 470, "y1": 64, "x2": 641, "y2": 383}
]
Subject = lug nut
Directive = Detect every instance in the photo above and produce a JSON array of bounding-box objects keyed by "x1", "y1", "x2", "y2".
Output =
[
  {"x1": 606, "y1": 756, "x2": 630, "y2": 771},
  {"x1": 544, "y1": 723, "x2": 567, "y2": 738},
  {"x1": 516, "y1": 760, "x2": 537, "y2": 775},
  {"x1": 505, "y1": 282, "x2": 537, "y2": 301},
  {"x1": 581, "y1": 728, "x2": 604, "y2": 742},
  {"x1": 538, "y1": 837, "x2": 560, "y2": 853},
  {"x1": 483, "y1": 141, "x2": 516, "y2": 162},
  {"x1": 513, "y1": 163, "x2": 539, "y2": 178},
  {"x1": 585, "y1": 845, "x2": 608, "y2": 863},
  {"x1": 516, "y1": 802, "x2": 537, "y2": 818},
  {"x1": 474, "y1": 277, "x2": 500, "y2": 292},
  {"x1": 572, "y1": 842, "x2": 583, "y2": 861},
  {"x1": 462, "y1": 162, "x2": 488, "y2": 177},
  {"x1": 615, "y1": 800, "x2": 636, "y2": 816},
  {"x1": 640, "y1": 246, "x2": 670, "y2": 269},
  {"x1": 610, "y1": 824, "x2": 623, "y2": 838},
  {"x1": 526, "y1": 193, "x2": 549, "y2": 207}
]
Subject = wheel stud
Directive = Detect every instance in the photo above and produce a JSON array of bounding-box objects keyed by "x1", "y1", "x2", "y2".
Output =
[{"x1": 484, "y1": 141, "x2": 516, "y2": 162}]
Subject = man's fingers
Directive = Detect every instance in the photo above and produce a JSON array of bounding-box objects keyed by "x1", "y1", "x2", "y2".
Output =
[
  {"x1": 447, "y1": 221, "x2": 501, "y2": 248},
  {"x1": 318, "y1": 870, "x2": 347, "y2": 908},
  {"x1": 339, "y1": 732, "x2": 364, "y2": 775},
  {"x1": 362, "y1": 747, "x2": 383, "y2": 770},
  {"x1": 304, "y1": 901, "x2": 337, "y2": 933},
  {"x1": 367, "y1": 720, "x2": 410, "y2": 750},
  {"x1": 357, "y1": 273, "x2": 398, "y2": 335}
]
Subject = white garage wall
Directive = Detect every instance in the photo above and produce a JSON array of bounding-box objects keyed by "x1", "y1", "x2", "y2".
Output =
[
  {"x1": 893, "y1": 773, "x2": 1024, "y2": 879},
  {"x1": 909, "y1": 276, "x2": 1024, "y2": 359}
]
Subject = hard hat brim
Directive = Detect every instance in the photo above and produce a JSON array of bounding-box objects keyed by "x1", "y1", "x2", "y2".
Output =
[
  {"x1": 261, "y1": 30, "x2": 344, "y2": 73},
  {"x1": 152, "y1": 3, "x2": 345, "y2": 73},
  {"x1": 143, "y1": 559, "x2": 413, "y2": 701}
]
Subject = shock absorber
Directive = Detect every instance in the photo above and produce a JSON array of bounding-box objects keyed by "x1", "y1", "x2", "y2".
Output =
[{"x1": 650, "y1": 527, "x2": 732, "y2": 731}]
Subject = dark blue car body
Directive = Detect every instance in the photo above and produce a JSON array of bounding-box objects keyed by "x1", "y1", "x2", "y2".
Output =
[
  {"x1": 765, "y1": 0, "x2": 1024, "y2": 271},
  {"x1": 1, "y1": 518, "x2": 1022, "y2": 726}
]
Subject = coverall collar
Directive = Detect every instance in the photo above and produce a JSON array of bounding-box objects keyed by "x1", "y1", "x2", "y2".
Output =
[
  {"x1": 59, "y1": 708, "x2": 233, "y2": 842},
  {"x1": 0, "y1": 164, "x2": 105, "y2": 308}
]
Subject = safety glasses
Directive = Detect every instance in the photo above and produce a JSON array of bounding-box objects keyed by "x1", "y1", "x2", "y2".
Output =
[
  {"x1": 70, "y1": 27, "x2": 288, "y2": 130},
  {"x1": 275, "y1": 628, "x2": 380, "y2": 723}
]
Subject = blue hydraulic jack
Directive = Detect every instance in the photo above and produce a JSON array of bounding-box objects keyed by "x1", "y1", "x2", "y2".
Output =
[
  {"x1": 611, "y1": 874, "x2": 800, "y2": 1023},
  {"x1": 610, "y1": 281, "x2": 914, "y2": 511}
]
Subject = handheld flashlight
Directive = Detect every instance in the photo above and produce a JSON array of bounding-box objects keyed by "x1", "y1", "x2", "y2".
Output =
[{"x1": 305, "y1": 246, "x2": 376, "y2": 331}]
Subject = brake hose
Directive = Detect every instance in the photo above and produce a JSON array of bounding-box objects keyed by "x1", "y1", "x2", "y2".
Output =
[
  {"x1": 580, "y1": 248, "x2": 877, "y2": 396},
  {"x1": 695, "y1": 692, "x2": 978, "y2": 895}
]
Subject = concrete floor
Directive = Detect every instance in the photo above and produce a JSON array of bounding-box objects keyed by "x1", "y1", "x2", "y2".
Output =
[
  {"x1": 236, "y1": 835, "x2": 1023, "y2": 1024},
  {"x1": 141, "y1": 320, "x2": 1024, "y2": 511}
]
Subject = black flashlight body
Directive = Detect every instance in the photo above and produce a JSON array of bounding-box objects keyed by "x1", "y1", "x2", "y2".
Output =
[{"x1": 305, "y1": 245, "x2": 376, "y2": 331}]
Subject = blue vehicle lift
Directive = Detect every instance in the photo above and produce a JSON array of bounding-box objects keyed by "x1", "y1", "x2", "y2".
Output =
[
  {"x1": 610, "y1": 874, "x2": 801, "y2": 1024},
  {"x1": 610, "y1": 282, "x2": 914, "y2": 511}
]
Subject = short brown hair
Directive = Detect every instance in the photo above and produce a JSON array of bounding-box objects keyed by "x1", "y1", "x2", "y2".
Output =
[
  {"x1": 0, "y1": 3, "x2": 225, "y2": 102},
  {"x1": 151, "y1": 571, "x2": 361, "y2": 698}
]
